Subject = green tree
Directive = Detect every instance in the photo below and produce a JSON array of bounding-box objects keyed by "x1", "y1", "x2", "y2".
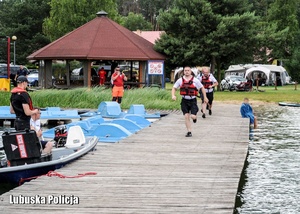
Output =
[
  {"x1": 264, "y1": 0, "x2": 299, "y2": 60},
  {"x1": 43, "y1": 0, "x2": 119, "y2": 41},
  {"x1": 122, "y1": 12, "x2": 153, "y2": 31},
  {"x1": 0, "y1": 0, "x2": 51, "y2": 65},
  {"x1": 285, "y1": 47, "x2": 300, "y2": 83},
  {"x1": 155, "y1": 0, "x2": 258, "y2": 84},
  {"x1": 116, "y1": 0, "x2": 140, "y2": 16},
  {"x1": 249, "y1": 0, "x2": 274, "y2": 17},
  {"x1": 138, "y1": 0, "x2": 173, "y2": 30},
  {"x1": 284, "y1": 4, "x2": 300, "y2": 83}
]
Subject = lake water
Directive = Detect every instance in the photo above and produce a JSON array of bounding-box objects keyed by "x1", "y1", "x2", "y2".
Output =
[{"x1": 235, "y1": 105, "x2": 300, "y2": 213}]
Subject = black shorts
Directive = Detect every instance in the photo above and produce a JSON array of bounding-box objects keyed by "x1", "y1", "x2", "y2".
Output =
[
  {"x1": 14, "y1": 119, "x2": 30, "y2": 131},
  {"x1": 40, "y1": 140, "x2": 48, "y2": 149},
  {"x1": 201, "y1": 91, "x2": 214, "y2": 105},
  {"x1": 181, "y1": 98, "x2": 199, "y2": 115}
]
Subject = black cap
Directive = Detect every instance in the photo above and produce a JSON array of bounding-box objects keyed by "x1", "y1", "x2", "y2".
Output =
[{"x1": 17, "y1": 75, "x2": 29, "y2": 83}]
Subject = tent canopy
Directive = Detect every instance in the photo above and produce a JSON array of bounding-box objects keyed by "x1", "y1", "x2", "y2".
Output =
[
  {"x1": 245, "y1": 66, "x2": 270, "y2": 79},
  {"x1": 245, "y1": 65, "x2": 286, "y2": 85}
]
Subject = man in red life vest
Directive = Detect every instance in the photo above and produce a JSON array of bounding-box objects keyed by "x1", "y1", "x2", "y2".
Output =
[
  {"x1": 172, "y1": 66, "x2": 208, "y2": 137},
  {"x1": 111, "y1": 66, "x2": 127, "y2": 104},
  {"x1": 10, "y1": 76, "x2": 39, "y2": 130},
  {"x1": 98, "y1": 67, "x2": 106, "y2": 86},
  {"x1": 197, "y1": 67, "x2": 218, "y2": 118}
]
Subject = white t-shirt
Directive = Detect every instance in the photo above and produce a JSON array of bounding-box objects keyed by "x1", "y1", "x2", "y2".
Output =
[
  {"x1": 30, "y1": 118, "x2": 44, "y2": 140},
  {"x1": 197, "y1": 73, "x2": 218, "y2": 93},
  {"x1": 173, "y1": 76, "x2": 203, "y2": 99}
]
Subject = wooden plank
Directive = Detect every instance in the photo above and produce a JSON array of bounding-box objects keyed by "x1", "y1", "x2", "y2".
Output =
[{"x1": 0, "y1": 102, "x2": 249, "y2": 214}]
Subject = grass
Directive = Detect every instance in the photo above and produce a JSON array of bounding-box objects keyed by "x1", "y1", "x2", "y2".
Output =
[
  {"x1": 1, "y1": 84, "x2": 299, "y2": 110},
  {"x1": 214, "y1": 84, "x2": 300, "y2": 104}
]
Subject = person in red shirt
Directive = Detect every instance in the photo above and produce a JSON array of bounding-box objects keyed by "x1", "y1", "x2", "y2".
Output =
[
  {"x1": 111, "y1": 66, "x2": 127, "y2": 104},
  {"x1": 98, "y1": 67, "x2": 106, "y2": 86}
]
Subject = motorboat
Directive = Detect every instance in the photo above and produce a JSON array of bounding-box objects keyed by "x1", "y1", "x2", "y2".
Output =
[
  {"x1": 0, "y1": 126, "x2": 98, "y2": 184},
  {"x1": 278, "y1": 102, "x2": 300, "y2": 107}
]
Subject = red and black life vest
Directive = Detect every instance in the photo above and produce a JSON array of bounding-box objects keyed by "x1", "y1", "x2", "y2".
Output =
[
  {"x1": 201, "y1": 74, "x2": 213, "y2": 89},
  {"x1": 180, "y1": 77, "x2": 198, "y2": 96}
]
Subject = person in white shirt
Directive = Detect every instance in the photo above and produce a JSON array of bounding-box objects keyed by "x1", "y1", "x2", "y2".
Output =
[
  {"x1": 30, "y1": 108, "x2": 53, "y2": 154},
  {"x1": 172, "y1": 66, "x2": 208, "y2": 137},
  {"x1": 197, "y1": 67, "x2": 218, "y2": 118}
]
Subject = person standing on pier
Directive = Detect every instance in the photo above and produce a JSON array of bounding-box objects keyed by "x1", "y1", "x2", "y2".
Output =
[
  {"x1": 240, "y1": 97, "x2": 258, "y2": 129},
  {"x1": 10, "y1": 76, "x2": 39, "y2": 130},
  {"x1": 172, "y1": 66, "x2": 208, "y2": 137},
  {"x1": 197, "y1": 67, "x2": 218, "y2": 118}
]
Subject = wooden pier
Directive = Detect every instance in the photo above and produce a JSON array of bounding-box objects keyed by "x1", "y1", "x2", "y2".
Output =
[{"x1": 0, "y1": 102, "x2": 250, "y2": 213}]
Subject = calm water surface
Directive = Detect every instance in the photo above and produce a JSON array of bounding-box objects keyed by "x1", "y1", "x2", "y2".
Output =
[{"x1": 236, "y1": 105, "x2": 300, "y2": 213}]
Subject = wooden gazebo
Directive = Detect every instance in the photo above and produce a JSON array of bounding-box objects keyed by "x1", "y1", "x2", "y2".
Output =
[{"x1": 27, "y1": 11, "x2": 166, "y2": 88}]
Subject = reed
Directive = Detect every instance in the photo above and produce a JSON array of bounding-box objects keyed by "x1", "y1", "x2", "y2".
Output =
[
  {"x1": 1, "y1": 84, "x2": 299, "y2": 110},
  {"x1": 0, "y1": 87, "x2": 181, "y2": 110}
]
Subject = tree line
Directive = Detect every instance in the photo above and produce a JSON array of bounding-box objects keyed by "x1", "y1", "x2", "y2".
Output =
[{"x1": 0, "y1": 0, "x2": 299, "y2": 82}]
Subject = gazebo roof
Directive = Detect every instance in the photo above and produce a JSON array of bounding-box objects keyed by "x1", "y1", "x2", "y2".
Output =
[
  {"x1": 27, "y1": 11, "x2": 165, "y2": 61},
  {"x1": 133, "y1": 30, "x2": 165, "y2": 44}
]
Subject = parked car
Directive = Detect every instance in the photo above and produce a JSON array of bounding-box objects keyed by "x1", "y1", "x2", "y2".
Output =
[
  {"x1": 0, "y1": 65, "x2": 30, "y2": 86},
  {"x1": 70, "y1": 67, "x2": 99, "y2": 85},
  {"x1": 71, "y1": 67, "x2": 97, "y2": 78},
  {"x1": 220, "y1": 75, "x2": 247, "y2": 91},
  {"x1": 27, "y1": 72, "x2": 56, "y2": 87},
  {"x1": 28, "y1": 69, "x2": 39, "y2": 74}
]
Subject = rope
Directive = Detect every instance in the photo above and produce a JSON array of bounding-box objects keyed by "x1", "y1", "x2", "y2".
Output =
[{"x1": 19, "y1": 171, "x2": 97, "y2": 185}]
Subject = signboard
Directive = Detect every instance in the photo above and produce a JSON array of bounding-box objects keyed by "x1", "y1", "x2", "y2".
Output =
[{"x1": 148, "y1": 60, "x2": 164, "y2": 75}]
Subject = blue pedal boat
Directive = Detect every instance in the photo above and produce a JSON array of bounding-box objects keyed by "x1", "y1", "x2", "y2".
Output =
[
  {"x1": 42, "y1": 111, "x2": 150, "y2": 143},
  {"x1": 42, "y1": 116, "x2": 136, "y2": 143},
  {"x1": 0, "y1": 106, "x2": 81, "y2": 127},
  {"x1": 80, "y1": 102, "x2": 161, "y2": 122},
  {"x1": 40, "y1": 107, "x2": 81, "y2": 125}
]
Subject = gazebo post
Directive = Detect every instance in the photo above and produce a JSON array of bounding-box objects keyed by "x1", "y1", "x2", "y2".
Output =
[
  {"x1": 38, "y1": 60, "x2": 45, "y2": 88},
  {"x1": 139, "y1": 61, "x2": 148, "y2": 87},
  {"x1": 44, "y1": 60, "x2": 53, "y2": 89},
  {"x1": 82, "y1": 60, "x2": 91, "y2": 88},
  {"x1": 65, "y1": 60, "x2": 71, "y2": 87}
]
